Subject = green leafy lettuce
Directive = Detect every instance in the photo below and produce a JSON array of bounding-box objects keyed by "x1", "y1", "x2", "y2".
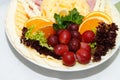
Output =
[
  {"x1": 53, "y1": 8, "x2": 84, "y2": 31},
  {"x1": 25, "y1": 26, "x2": 53, "y2": 50},
  {"x1": 90, "y1": 42, "x2": 96, "y2": 49}
]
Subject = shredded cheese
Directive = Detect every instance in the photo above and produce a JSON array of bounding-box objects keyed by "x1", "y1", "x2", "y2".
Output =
[
  {"x1": 19, "y1": 0, "x2": 90, "y2": 21},
  {"x1": 41, "y1": 0, "x2": 90, "y2": 22}
]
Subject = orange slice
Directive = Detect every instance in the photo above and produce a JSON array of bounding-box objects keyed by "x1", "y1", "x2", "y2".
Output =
[
  {"x1": 83, "y1": 11, "x2": 112, "y2": 23},
  {"x1": 24, "y1": 17, "x2": 55, "y2": 38},
  {"x1": 79, "y1": 12, "x2": 112, "y2": 34}
]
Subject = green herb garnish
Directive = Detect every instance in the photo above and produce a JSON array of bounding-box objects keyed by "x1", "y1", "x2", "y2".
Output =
[
  {"x1": 53, "y1": 8, "x2": 84, "y2": 31},
  {"x1": 90, "y1": 42, "x2": 96, "y2": 49}
]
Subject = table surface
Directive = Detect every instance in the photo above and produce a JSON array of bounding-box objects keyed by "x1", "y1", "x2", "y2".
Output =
[{"x1": 0, "y1": 0, "x2": 120, "y2": 80}]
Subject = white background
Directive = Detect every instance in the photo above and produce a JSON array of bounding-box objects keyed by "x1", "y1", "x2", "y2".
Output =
[{"x1": 0, "y1": 0, "x2": 120, "y2": 80}]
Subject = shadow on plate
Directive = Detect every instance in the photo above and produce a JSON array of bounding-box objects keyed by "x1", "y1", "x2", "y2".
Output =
[{"x1": 6, "y1": 35, "x2": 120, "y2": 79}]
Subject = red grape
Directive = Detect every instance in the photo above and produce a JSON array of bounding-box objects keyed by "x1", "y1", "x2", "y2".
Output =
[
  {"x1": 57, "y1": 29, "x2": 64, "y2": 36},
  {"x1": 47, "y1": 35, "x2": 59, "y2": 47},
  {"x1": 68, "y1": 38, "x2": 80, "y2": 52},
  {"x1": 76, "y1": 48, "x2": 91, "y2": 64},
  {"x1": 54, "y1": 44, "x2": 69, "y2": 55},
  {"x1": 71, "y1": 31, "x2": 82, "y2": 41},
  {"x1": 62, "y1": 51, "x2": 76, "y2": 66},
  {"x1": 59, "y1": 29, "x2": 71, "y2": 44},
  {"x1": 82, "y1": 30, "x2": 95, "y2": 43},
  {"x1": 80, "y1": 42, "x2": 91, "y2": 53},
  {"x1": 67, "y1": 23, "x2": 79, "y2": 31}
]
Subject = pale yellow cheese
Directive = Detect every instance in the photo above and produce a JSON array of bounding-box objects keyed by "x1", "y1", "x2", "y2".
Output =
[
  {"x1": 15, "y1": 0, "x2": 29, "y2": 37},
  {"x1": 41, "y1": 0, "x2": 90, "y2": 22}
]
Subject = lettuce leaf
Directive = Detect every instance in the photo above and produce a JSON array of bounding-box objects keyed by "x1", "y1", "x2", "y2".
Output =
[
  {"x1": 25, "y1": 26, "x2": 53, "y2": 50},
  {"x1": 90, "y1": 42, "x2": 96, "y2": 49}
]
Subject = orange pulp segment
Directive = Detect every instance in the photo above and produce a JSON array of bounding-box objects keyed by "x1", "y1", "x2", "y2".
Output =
[
  {"x1": 24, "y1": 17, "x2": 55, "y2": 38},
  {"x1": 83, "y1": 11, "x2": 112, "y2": 23},
  {"x1": 38, "y1": 26, "x2": 55, "y2": 38},
  {"x1": 79, "y1": 17, "x2": 110, "y2": 34},
  {"x1": 79, "y1": 11, "x2": 112, "y2": 34}
]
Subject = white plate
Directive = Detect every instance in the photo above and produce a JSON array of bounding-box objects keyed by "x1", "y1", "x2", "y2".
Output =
[{"x1": 5, "y1": 0, "x2": 120, "y2": 72}]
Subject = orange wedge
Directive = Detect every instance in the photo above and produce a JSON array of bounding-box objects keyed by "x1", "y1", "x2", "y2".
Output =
[
  {"x1": 83, "y1": 11, "x2": 112, "y2": 23},
  {"x1": 79, "y1": 12, "x2": 112, "y2": 34},
  {"x1": 24, "y1": 17, "x2": 55, "y2": 38}
]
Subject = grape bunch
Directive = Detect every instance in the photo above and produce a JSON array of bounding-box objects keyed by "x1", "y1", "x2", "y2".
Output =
[{"x1": 47, "y1": 23, "x2": 95, "y2": 66}]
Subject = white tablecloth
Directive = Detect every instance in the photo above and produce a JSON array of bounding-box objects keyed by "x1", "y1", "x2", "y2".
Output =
[{"x1": 0, "y1": 0, "x2": 120, "y2": 80}]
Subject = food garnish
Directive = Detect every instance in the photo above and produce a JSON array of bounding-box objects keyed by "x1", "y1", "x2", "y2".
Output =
[
  {"x1": 79, "y1": 11, "x2": 112, "y2": 34},
  {"x1": 25, "y1": 26, "x2": 53, "y2": 50},
  {"x1": 83, "y1": 11, "x2": 112, "y2": 22},
  {"x1": 76, "y1": 48, "x2": 91, "y2": 64},
  {"x1": 21, "y1": 8, "x2": 118, "y2": 67},
  {"x1": 62, "y1": 52, "x2": 76, "y2": 66},
  {"x1": 53, "y1": 8, "x2": 84, "y2": 31},
  {"x1": 93, "y1": 22, "x2": 118, "y2": 61},
  {"x1": 47, "y1": 35, "x2": 59, "y2": 47},
  {"x1": 54, "y1": 44, "x2": 69, "y2": 56},
  {"x1": 21, "y1": 27, "x2": 61, "y2": 59},
  {"x1": 24, "y1": 17, "x2": 55, "y2": 38},
  {"x1": 59, "y1": 29, "x2": 71, "y2": 44},
  {"x1": 82, "y1": 30, "x2": 95, "y2": 43}
]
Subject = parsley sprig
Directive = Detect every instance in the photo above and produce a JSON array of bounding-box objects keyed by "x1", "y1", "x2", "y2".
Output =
[{"x1": 53, "y1": 8, "x2": 84, "y2": 31}]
